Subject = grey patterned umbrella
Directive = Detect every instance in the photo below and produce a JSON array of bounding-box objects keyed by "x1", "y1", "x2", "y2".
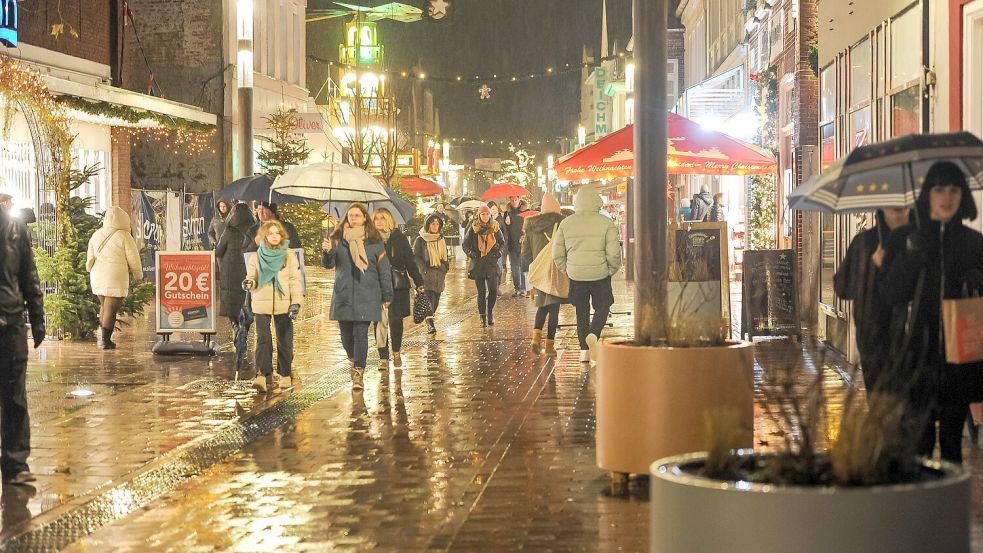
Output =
[{"x1": 790, "y1": 132, "x2": 983, "y2": 214}]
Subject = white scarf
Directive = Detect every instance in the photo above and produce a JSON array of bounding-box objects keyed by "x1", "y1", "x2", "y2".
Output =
[{"x1": 418, "y1": 229, "x2": 448, "y2": 268}]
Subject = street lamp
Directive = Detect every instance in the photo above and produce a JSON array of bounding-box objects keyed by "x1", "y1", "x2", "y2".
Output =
[
  {"x1": 577, "y1": 125, "x2": 586, "y2": 146},
  {"x1": 236, "y1": 0, "x2": 254, "y2": 178}
]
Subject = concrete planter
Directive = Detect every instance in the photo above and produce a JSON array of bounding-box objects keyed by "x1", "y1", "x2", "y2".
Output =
[
  {"x1": 650, "y1": 451, "x2": 970, "y2": 553},
  {"x1": 595, "y1": 339, "x2": 754, "y2": 475}
]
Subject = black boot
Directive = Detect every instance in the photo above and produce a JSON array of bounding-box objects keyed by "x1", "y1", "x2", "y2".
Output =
[
  {"x1": 487, "y1": 311, "x2": 495, "y2": 326},
  {"x1": 426, "y1": 317, "x2": 437, "y2": 334},
  {"x1": 480, "y1": 314, "x2": 487, "y2": 327},
  {"x1": 101, "y1": 327, "x2": 116, "y2": 349}
]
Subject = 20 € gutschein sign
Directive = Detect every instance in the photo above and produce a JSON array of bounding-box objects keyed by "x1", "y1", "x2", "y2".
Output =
[{"x1": 155, "y1": 251, "x2": 217, "y2": 333}]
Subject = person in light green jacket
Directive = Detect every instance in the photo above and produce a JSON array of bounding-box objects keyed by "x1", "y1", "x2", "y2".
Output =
[{"x1": 551, "y1": 187, "x2": 622, "y2": 364}]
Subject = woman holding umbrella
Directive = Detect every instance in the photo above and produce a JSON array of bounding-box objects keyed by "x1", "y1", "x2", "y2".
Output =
[
  {"x1": 322, "y1": 203, "x2": 393, "y2": 391},
  {"x1": 373, "y1": 207, "x2": 423, "y2": 369},
  {"x1": 463, "y1": 205, "x2": 506, "y2": 326}
]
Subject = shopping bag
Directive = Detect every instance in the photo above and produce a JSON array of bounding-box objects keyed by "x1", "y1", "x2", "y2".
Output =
[
  {"x1": 942, "y1": 296, "x2": 983, "y2": 364},
  {"x1": 412, "y1": 291, "x2": 433, "y2": 324},
  {"x1": 527, "y1": 224, "x2": 569, "y2": 298},
  {"x1": 375, "y1": 307, "x2": 390, "y2": 349}
]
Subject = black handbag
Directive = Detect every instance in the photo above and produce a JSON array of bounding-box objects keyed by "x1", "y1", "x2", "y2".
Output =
[
  {"x1": 413, "y1": 291, "x2": 434, "y2": 323},
  {"x1": 392, "y1": 267, "x2": 411, "y2": 290}
]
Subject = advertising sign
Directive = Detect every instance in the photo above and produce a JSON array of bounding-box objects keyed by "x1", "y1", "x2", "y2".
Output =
[{"x1": 156, "y1": 251, "x2": 216, "y2": 334}]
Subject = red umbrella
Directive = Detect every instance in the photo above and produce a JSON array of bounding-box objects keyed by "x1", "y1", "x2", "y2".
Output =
[
  {"x1": 518, "y1": 210, "x2": 541, "y2": 218},
  {"x1": 481, "y1": 183, "x2": 530, "y2": 199},
  {"x1": 399, "y1": 176, "x2": 444, "y2": 196},
  {"x1": 556, "y1": 113, "x2": 777, "y2": 180}
]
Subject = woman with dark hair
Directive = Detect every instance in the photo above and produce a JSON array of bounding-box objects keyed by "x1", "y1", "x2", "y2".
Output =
[
  {"x1": 373, "y1": 208, "x2": 423, "y2": 368},
  {"x1": 208, "y1": 199, "x2": 230, "y2": 248},
  {"x1": 413, "y1": 214, "x2": 450, "y2": 335},
  {"x1": 884, "y1": 161, "x2": 983, "y2": 463},
  {"x1": 322, "y1": 203, "x2": 393, "y2": 390},
  {"x1": 216, "y1": 203, "x2": 254, "y2": 329},
  {"x1": 463, "y1": 205, "x2": 506, "y2": 326}
]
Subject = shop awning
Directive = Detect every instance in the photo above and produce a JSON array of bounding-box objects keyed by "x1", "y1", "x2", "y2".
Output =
[{"x1": 556, "y1": 113, "x2": 777, "y2": 180}]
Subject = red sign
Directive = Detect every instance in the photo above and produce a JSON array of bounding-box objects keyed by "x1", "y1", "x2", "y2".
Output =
[{"x1": 155, "y1": 251, "x2": 216, "y2": 333}]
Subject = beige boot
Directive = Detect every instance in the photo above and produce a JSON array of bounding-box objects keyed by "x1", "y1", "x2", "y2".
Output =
[
  {"x1": 531, "y1": 329, "x2": 543, "y2": 354},
  {"x1": 544, "y1": 339, "x2": 557, "y2": 356}
]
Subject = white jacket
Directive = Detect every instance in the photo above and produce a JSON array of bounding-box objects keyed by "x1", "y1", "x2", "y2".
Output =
[
  {"x1": 86, "y1": 206, "x2": 143, "y2": 297},
  {"x1": 245, "y1": 249, "x2": 304, "y2": 315},
  {"x1": 552, "y1": 188, "x2": 622, "y2": 281}
]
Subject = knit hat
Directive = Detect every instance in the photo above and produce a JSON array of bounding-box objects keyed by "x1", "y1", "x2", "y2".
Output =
[
  {"x1": 541, "y1": 193, "x2": 561, "y2": 214},
  {"x1": 259, "y1": 201, "x2": 278, "y2": 215},
  {"x1": 478, "y1": 205, "x2": 491, "y2": 214}
]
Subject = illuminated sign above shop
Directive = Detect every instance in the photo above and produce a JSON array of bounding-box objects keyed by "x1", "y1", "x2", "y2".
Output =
[{"x1": 0, "y1": 0, "x2": 17, "y2": 48}]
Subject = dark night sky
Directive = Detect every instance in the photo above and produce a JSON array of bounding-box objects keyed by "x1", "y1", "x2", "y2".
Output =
[{"x1": 307, "y1": 0, "x2": 633, "y2": 161}]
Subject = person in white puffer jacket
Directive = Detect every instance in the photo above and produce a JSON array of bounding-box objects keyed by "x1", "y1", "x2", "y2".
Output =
[
  {"x1": 86, "y1": 206, "x2": 143, "y2": 349},
  {"x1": 551, "y1": 187, "x2": 622, "y2": 364}
]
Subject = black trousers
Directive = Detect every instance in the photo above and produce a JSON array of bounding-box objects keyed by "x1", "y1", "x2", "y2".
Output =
[
  {"x1": 534, "y1": 304, "x2": 561, "y2": 340},
  {"x1": 569, "y1": 276, "x2": 614, "y2": 349},
  {"x1": 918, "y1": 402, "x2": 968, "y2": 463},
  {"x1": 475, "y1": 275, "x2": 500, "y2": 315},
  {"x1": 426, "y1": 290, "x2": 441, "y2": 316},
  {"x1": 340, "y1": 321, "x2": 371, "y2": 368},
  {"x1": 254, "y1": 314, "x2": 293, "y2": 377},
  {"x1": 0, "y1": 325, "x2": 30, "y2": 477},
  {"x1": 378, "y1": 314, "x2": 405, "y2": 358}
]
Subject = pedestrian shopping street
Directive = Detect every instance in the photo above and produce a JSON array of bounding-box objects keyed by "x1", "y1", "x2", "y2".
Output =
[{"x1": 0, "y1": 262, "x2": 979, "y2": 551}]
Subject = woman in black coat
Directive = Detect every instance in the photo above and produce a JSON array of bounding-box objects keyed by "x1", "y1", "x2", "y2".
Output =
[
  {"x1": 215, "y1": 203, "x2": 255, "y2": 326},
  {"x1": 883, "y1": 161, "x2": 983, "y2": 463},
  {"x1": 463, "y1": 205, "x2": 506, "y2": 326},
  {"x1": 372, "y1": 208, "x2": 423, "y2": 368}
]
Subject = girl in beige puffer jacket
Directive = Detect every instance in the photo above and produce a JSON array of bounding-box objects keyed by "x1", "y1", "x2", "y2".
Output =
[{"x1": 86, "y1": 206, "x2": 142, "y2": 349}]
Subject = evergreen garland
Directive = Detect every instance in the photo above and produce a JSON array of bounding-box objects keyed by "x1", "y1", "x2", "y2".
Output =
[
  {"x1": 747, "y1": 67, "x2": 778, "y2": 250},
  {"x1": 57, "y1": 95, "x2": 215, "y2": 133}
]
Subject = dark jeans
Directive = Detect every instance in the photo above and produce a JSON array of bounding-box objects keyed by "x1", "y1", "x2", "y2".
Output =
[
  {"x1": 475, "y1": 274, "x2": 500, "y2": 315},
  {"x1": 254, "y1": 314, "x2": 293, "y2": 377},
  {"x1": 508, "y1": 249, "x2": 526, "y2": 292},
  {"x1": 426, "y1": 290, "x2": 441, "y2": 317},
  {"x1": 569, "y1": 276, "x2": 614, "y2": 349},
  {"x1": 534, "y1": 304, "x2": 561, "y2": 340},
  {"x1": 340, "y1": 320, "x2": 371, "y2": 368},
  {"x1": 918, "y1": 402, "x2": 968, "y2": 463},
  {"x1": 378, "y1": 314, "x2": 405, "y2": 358},
  {"x1": 0, "y1": 325, "x2": 30, "y2": 478}
]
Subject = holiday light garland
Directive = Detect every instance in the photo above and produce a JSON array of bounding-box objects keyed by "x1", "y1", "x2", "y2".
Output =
[{"x1": 57, "y1": 95, "x2": 215, "y2": 133}]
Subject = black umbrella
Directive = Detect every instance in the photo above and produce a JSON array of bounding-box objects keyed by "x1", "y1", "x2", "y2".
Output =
[
  {"x1": 790, "y1": 131, "x2": 983, "y2": 214},
  {"x1": 233, "y1": 293, "x2": 254, "y2": 378},
  {"x1": 218, "y1": 174, "x2": 307, "y2": 205}
]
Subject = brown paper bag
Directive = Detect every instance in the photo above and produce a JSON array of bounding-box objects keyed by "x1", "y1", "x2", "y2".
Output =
[{"x1": 942, "y1": 296, "x2": 983, "y2": 364}]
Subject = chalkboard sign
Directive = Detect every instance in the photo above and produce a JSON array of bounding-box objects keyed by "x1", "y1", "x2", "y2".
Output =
[
  {"x1": 742, "y1": 249, "x2": 801, "y2": 340},
  {"x1": 668, "y1": 222, "x2": 731, "y2": 338}
]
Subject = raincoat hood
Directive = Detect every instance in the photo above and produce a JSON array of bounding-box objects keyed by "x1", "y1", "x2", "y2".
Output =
[
  {"x1": 227, "y1": 204, "x2": 255, "y2": 232},
  {"x1": 573, "y1": 188, "x2": 603, "y2": 214},
  {"x1": 540, "y1": 193, "x2": 561, "y2": 214},
  {"x1": 103, "y1": 206, "x2": 131, "y2": 231}
]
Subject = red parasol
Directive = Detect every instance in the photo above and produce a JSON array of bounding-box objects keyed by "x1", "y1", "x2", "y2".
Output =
[
  {"x1": 518, "y1": 210, "x2": 541, "y2": 218},
  {"x1": 399, "y1": 176, "x2": 444, "y2": 196},
  {"x1": 481, "y1": 183, "x2": 530, "y2": 199},
  {"x1": 556, "y1": 113, "x2": 777, "y2": 180}
]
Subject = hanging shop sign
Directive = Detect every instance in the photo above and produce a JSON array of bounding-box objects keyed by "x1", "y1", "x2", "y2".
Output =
[
  {"x1": 156, "y1": 251, "x2": 216, "y2": 334},
  {"x1": 0, "y1": 0, "x2": 18, "y2": 48},
  {"x1": 594, "y1": 68, "x2": 609, "y2": 136}
]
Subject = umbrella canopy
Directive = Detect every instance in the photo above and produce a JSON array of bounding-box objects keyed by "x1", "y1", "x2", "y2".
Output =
[
  {"x1": 789, "y1": 131, "x2": 983, "y2": 214},
  {"x1": 217, "y1": 174, "x2": 307, "y2": 205},
  {"x1": 322, "y1": 187, "x2": 416, "y2": 225},
  {"x1": 456, "y1": 199, "x2": 485, "y2": 210},
  {"x1": 400, "y1": 176, "x2": 444, "y2": 196},
  {"x1": 556, "y1": 113, "x2": 777, "y2": 180},
  {"x1": 518, "y1": 210, "x2": 541, "y2": 218},
  {"x1": 481, "y1": 183, "x2": 530, "y2": 199},
  {"x1": 271, "y1": 162, "x2": 389, "y2": 203},
  {"x1": 448, "y1": 195, "x2": 478, "y2": 207}
]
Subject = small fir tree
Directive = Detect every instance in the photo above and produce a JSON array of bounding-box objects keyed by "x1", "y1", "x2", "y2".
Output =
[
  {"x1": 747, "y1": 67, "x2": 778, "y2": 250},
  {"x1": 258, "y1": 108, "x2": 312, "y2": 177}
]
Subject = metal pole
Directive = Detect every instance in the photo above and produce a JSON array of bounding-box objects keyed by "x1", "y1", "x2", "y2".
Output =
[
  {"x1": 632, "y1": 0, "x2": 669, "y2": 345},
  {"x1": 238, "y1": 88, "x2": 253, "y2": 178},
  {"x1": 626, "y1": 177, "x2": 634, "y2": 281},
  {"x1": 236, "y1": 0, "x2": 254, "y2": 179}
]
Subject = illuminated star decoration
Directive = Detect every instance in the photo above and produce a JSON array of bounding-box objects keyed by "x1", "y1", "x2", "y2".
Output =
[
  {"x1": 428, "y1": 0, "x2": 449, "y2": 19},
  {"x1": 479, "y1": 84, "x2": 491, "y2": 100}
]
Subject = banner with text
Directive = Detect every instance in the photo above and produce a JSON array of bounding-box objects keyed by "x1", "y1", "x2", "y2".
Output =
[
  {"x1": 131, "y1": 191, "x2": 168, "y2": 281},
  {"x1": 156, "y1": 251, "x2": 216, "y2": 334},
  {"x1": 182, "y1": 192, "x2": 215, "y2": 251}
]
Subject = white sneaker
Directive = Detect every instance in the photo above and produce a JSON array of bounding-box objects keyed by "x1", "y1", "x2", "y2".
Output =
[
  {"x1": 579, "y1": 349, "x2": 591, "y2": 363},
  {"x1": 586, "y1": 333, "x2": 599, "y2": 363}
]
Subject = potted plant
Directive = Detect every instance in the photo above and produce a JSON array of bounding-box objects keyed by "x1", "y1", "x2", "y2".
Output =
[{"x1": 647, "y1": 341, "x2": 970, "y2": 552}]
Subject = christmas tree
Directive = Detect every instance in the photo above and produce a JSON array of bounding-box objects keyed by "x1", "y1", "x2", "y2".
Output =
[
  {"x1": 747, "y1": 67, "x2": 778, "y2": 250},
  {"x1": 258, "y1": 108, "x2": 312, "y2": 178}
]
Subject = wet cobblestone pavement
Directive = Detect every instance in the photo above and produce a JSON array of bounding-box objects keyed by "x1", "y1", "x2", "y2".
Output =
[{"x1": 5, "y1": 260, "x2": 983, "y2": 551}]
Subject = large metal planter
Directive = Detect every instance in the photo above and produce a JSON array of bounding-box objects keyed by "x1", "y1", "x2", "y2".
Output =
[
  {"x1": 595, "y1": 339, "x2": 754, "y2": 475},
  {"x1": 650, "y1": 451, "x2": 970, "y2": 553}
]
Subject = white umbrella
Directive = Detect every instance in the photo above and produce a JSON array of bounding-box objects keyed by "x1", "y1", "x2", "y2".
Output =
[
  {"x1": 271, "y1": 162, "x2": 389, "y2": 203},
  {"x1": 456, "y1": 199, "x2": 484, "y2": 210}
]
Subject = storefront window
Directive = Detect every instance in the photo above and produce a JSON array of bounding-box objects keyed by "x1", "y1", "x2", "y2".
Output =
[
  {"x1": 820, "y1": 123, "x2": 836, "y2": 169},
  {"x1": 820, "y1": 65, "x2": 836, "y2": 122},
  {"x1": 891, "y1": 85, "x2": 921, "y2": 137},
  {"x1": 849, "y1": 39, "x2": 871, "y2": 107},
  {"x1": 820, "y1": 214, "x2": 836, "y2": 305},
  {"x1": 890, "y1": 7, "x2": 921, "y2": 88},
  {"x1": 849, "y1": 106, "x2": 871, "y2": 150}
]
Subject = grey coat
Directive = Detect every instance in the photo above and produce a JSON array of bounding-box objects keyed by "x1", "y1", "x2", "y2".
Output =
[
  {"x1": 208, "y1": 205, "x2": 229, "y2": 249},
  {"x1": 322, "y1": 237, "x2": 393, "y2": 322},
  {"x1": 413, "y1": 235, "x2": 450, "y2": 293},
  {"x1": 521, "y1": 211, "x2": 566, "y2": 307}
]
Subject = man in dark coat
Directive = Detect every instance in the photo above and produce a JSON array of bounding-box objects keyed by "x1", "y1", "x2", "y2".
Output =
[
  {"x1": 243, "y1": 202, "x2": 302, "y2": 253},
  {"x1": 690, "y1": 186, "x2": 712, "y2": 222},
  {"x1": 216, "y1": 203, "x2": 254, "y2": 325},
  {"x1": 833, "y1": 208, "x2": 910, "y2": 391},
  {"x1": 883, "y1": 161, "x2": 983, "y2": 463},
  {"x1": 504, "y1": 196, "x2": 527, "y2": 296},
  {"x1": 0, "y1": 206, "x2": 44, "y2": 485}
]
